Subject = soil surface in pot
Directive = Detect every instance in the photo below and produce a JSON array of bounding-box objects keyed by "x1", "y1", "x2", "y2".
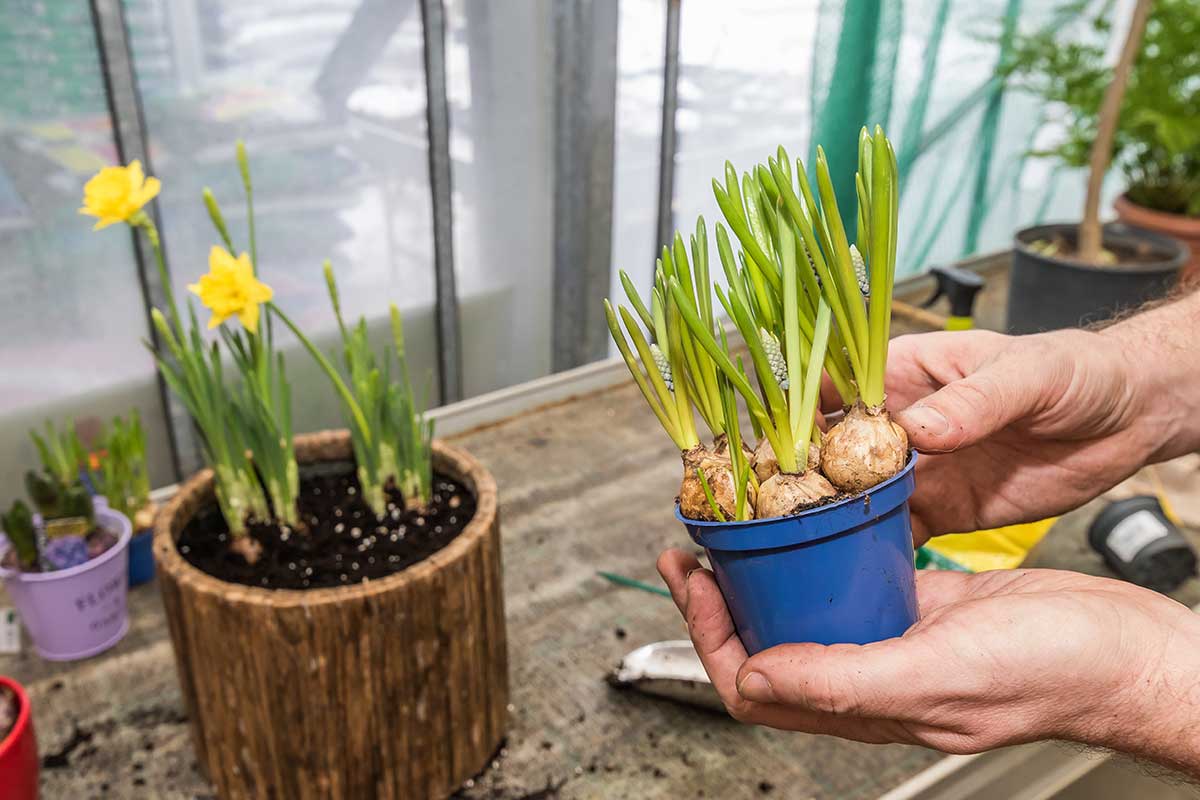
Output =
[
  {"x1": 0, "y1": 684, "x2": 16, "y2": 745},
  {"x1": 1027, "y1": 234, "x2": 1173, "y2": 268},
  {"x1": 177, "y1": 463, "x2": 476, "y2": 589}
]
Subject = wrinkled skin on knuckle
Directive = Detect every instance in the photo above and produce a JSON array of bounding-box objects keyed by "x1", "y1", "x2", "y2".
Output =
[{"x1": 723, "y1": 695, "x2": 759, "y2": 724}]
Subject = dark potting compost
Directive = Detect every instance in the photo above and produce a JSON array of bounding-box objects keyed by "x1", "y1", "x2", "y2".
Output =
[{"x1": 177, "y1": 462, "x2": 476, "y2": 589}]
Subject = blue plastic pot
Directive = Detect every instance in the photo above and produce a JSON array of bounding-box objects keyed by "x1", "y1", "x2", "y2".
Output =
[
  {"x1": 127, "y1": 529, "x2": 155, "y2": 586},
  {"x1": 94, "y1": 497, "x2": 155, "y2": 586},
  {"x1": 678, "y1": 455, "x2": 920, "y2": 654}
]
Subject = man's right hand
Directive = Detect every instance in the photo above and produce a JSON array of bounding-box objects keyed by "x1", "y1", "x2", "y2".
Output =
[{"x1": 883, "y1": 326, "x2": 1166, "y2": 544}]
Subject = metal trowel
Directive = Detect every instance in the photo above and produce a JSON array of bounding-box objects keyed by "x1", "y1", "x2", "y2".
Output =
[{"x1": 608, "y1": 640, "x2": 725, "y2": 712}]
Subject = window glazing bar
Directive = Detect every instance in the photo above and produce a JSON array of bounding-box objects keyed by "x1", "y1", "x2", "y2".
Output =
[
  {"x1": 654, "y1": 0, "x2": 682, "y2": 258},
  {"x1": 89, "y1": 0, "x2": 199, "y2": 479},
  {"x1": 551, "y1": 0, "x2": 620, "y2": 371},
  {"x1": 418, "y1": 0, "x2": 464, "y2": 404}
]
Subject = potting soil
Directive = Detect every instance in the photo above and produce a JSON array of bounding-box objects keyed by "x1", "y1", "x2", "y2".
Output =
[{"x1": 177, "y1": 465, "x2": 476, "y2": 589}]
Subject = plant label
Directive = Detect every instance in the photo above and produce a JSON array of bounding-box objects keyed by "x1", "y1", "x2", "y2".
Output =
[
  {"x1": 1108, "y1": 510, "x2": 1170, "y2": 563},
  {"x1": 0, "y1": 607, "x2": 19, "y2": 654}
]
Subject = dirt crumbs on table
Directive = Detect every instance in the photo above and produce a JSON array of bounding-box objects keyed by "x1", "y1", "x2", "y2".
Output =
[{"x1": 178, "y1": 465, "x2": 476, "y2": 589}]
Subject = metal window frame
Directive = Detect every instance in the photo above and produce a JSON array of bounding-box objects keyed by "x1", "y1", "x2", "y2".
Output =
[
  {"x1": 550, "y1": 0, "x2": 621, "y2": 373},
  {"x1": 89, "y1": 0, "x2": 198, "y2": 480},
  {"x1": 92, "y1": 0, "x2": 640, "y2": 433},
  {"x1": 418, "y1": 0, "x2": 464, "y2": 404},
  {"x1": 654, "y1": 0, "x2": 683, "y2": 259}
]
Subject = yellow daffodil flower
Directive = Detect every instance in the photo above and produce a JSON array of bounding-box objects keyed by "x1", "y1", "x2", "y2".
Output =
[
  {"x1": 79, "y1": 160, "x2": 161, "y2": 230},
  {"x1": 188, "y1": 247, "x2": 273, "y2": 334}
]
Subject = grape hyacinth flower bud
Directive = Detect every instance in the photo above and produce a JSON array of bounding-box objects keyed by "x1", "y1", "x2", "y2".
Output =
[{"x1": 650, "y1": 343, "x2": 673, "y2": 392}]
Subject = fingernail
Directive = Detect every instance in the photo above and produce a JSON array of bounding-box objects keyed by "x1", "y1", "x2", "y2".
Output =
[
  {"x1": 900, "y1": 404, "x2": 949, "y2": 436},
  {"x1": 737, "y1": 672, "x2": 776, "y2": 703}
]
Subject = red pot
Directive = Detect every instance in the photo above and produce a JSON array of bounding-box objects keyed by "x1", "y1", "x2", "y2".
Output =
[
  {"x1": 1114, "y1": 194, "x2": 1200, "y2": 285},
  {"x1": 0, "y1": 676, "x2": 38, "y2": 800}
]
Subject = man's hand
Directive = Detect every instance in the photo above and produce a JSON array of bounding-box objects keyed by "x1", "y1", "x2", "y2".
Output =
[
  {"x1": 881, "y1": 328, "x2": 1160, "y2": 544},
  {"x1": 873, "y1": 289, "x2": 1200, "y2": 544},
  {"x1": 658, "y1": 549, "x2": 1200, "y2": 775}
]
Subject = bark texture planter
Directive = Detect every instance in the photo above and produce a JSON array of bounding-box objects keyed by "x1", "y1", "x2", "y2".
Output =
[
  {"x1": 1114, "y1": 194, "x2": 1200, "y2": 285},
  {"x1": 154, "y1": 431, "x2": 507, "y2": 800},
  {"x1": 1007, "y1": 222, "x2": 1185, "y2": 334}
]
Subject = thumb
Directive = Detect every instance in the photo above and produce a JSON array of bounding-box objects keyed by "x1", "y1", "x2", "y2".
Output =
[
  {"x1": 893, "y1": 365, "x2": 1038, "y2": 453},
  {"x1": 735, "y1": 639, "x2": 932, "y2": 718}
]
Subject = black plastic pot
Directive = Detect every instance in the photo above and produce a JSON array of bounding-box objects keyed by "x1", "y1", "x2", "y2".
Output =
[{"x1": 1007, "y1": 222, "x2": 1186, "y2": 334}]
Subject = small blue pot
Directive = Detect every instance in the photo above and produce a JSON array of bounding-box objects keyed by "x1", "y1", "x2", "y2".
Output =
[
  {"x1": 127, "y1": 529, "x2": 155, "y2": 586},
  {"x1": 678, "y1": 455, "x2": 919, "y2": 654}
]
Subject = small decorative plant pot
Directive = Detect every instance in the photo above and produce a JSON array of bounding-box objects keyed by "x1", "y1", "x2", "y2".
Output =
[
  {"x1": 1113, "y1": 194, "x2": 1200, "y2": 285},
  {"x1": 127, "y1": 529, "x2": 155, "y2": 586},
  {"x1": 678, "y1": 455, "x2": 919, "y2": 655},
  {"x1": 0, "y1": 503, "x2": 132, "y2": 661},
  {"x1": 94, "y1": 496, "x2": 155, "y2": 587},
  {"x1": 154, "y1": 431, "x2": 508, "y2": 800},
  {"x1": 0, "y1": 675, "x2": 38, "y2": 800},
  {"x1": 1007, "y1": 222, "x2": 1185, "y2": 334}
]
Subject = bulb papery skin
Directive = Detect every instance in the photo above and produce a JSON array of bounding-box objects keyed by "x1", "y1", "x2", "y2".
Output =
[
  {"x1": 751, "y1": 438, "x2": 779, "y2": 483},
  {"x1": 751, "y1": 439, "x2": 820, "y2": 483},
  {"x1": 755, "y1": 470, "x2": 836, "y2": 519},
  {"x1": 712, "y1": 433, "x2": 753, "y2": 463},
  {"x1": 819, "y1": 402, "x2": 908, "y2": 494},
  {"x1": 678, "y1": 446, "x2": 755, "y2": 521}
]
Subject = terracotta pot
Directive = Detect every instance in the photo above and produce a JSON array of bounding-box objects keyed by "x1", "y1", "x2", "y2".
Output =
[
  {"x1": 0, "y1": 675, "x2": 38, "y2": 800},
  {"x1": 154, "y1": 431, "x2": 508, "y2": 800},
  {"x1": 1114, "y1": 194, "x2": 1200, "y2": 284}
]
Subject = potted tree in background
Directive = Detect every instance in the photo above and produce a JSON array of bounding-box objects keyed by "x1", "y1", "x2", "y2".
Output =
[
  {"x1": 1004, "y1": 0, "x2": 1194, "y2": 333},
  {"x1": 82, "y1": 149, "x2": 507, "y2": 800}
]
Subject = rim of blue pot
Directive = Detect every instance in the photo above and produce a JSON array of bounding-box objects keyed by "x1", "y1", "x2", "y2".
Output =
[{"x1": 677, "y1": 453, "x2": 917, "y2": 552}]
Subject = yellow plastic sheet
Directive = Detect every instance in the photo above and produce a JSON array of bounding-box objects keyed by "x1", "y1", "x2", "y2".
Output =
[{"x1": 923, "y1": 518, "x2": 1059, "y2": 573}]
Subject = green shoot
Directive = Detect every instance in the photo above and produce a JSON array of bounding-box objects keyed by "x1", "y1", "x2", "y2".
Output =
[
  {"x1": 672, "y1": 201, "x2": 835, "y2": 477},
  {"x1": 29, "y1": 419, "x2": 84, "y2": 489},
  {"x1": 1, "y1": 501, "x2": 37, "y2": 570},
  {"x1": 149, "y1": 307, "x2": 269, "y2": 536},
  {"x1": 388, "y1": 305, "x2": 434, "y2": 510},
  {"x1": 24, "y1": 420, "x2": 94, "y2": 529},
  {"x1": 89, "y1": 412, "x2": 152, "y2": 522},
  {"x1": 604, "y1": 293, "x2": 699, "y2": 453},
  {"x1": 696, "y1": 469, "x2": 727, "y2": 523},
  {"x1": 620, "y1": 218, "x2": 728, "y2": 443},
  {"x1": 203, "y1": 172, "x2": 300, "y2": 528},
  {"x1": 717, "y1": 370, "x2": 756, "y2": 521}
]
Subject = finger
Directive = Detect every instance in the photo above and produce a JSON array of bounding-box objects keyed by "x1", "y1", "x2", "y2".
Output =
[
  {"x1": 892, "y1": 362, "x2": 1038, "y2": 453},
  {"x1": 683, "y1": 568, "x2": 751, "y2": 712},
  {"x1": 657, "y1": 548, "x2": 701, "y2": 616},
  {"x1": 735, "y1": 638, "x2": 936, "y2": 721},
  {"x1": 820, "y1": 373, "x2": 845, "y2": 414}
]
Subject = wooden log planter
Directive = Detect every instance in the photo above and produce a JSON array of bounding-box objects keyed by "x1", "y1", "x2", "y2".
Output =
[{"x1": 154, "y1": 431, "x2": 508, "y2": 799}]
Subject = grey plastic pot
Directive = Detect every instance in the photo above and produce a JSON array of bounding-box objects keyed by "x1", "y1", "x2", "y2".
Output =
[{"x1": 1007, "y1": 222, "x2": 1186, "y2": 334}]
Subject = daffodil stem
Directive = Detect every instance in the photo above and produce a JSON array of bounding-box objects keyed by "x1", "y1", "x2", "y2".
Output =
[
  {"x1": 267, "y1": 302, "x2": 372, "y2": 440},
  {"x1": 140, "y1": 219, "x2": 181, "y2": 333}
]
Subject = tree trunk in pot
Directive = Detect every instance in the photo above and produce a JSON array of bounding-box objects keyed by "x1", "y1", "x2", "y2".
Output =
[{"x1": 154, "y1": 431, "x2": 508, "y2": 800}]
